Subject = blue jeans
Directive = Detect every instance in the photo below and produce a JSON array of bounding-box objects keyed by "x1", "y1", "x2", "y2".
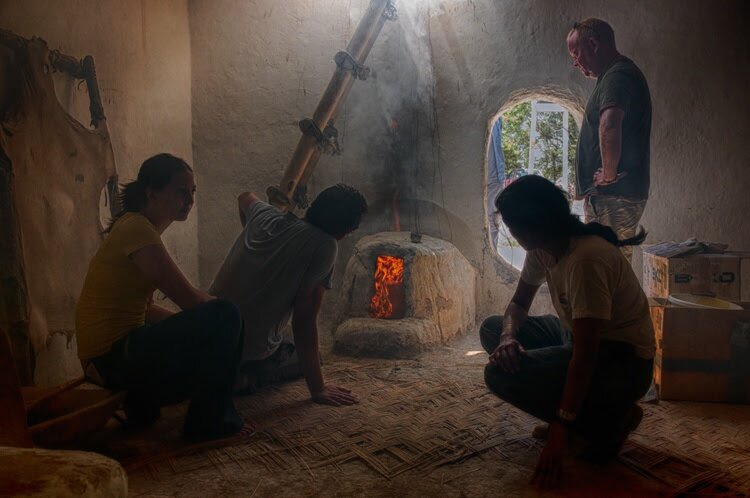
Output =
[
  {"x1": 480, "y1": 315, "x2": 653, "y2": 442},
  {"x1": 91, "y1": 299, "x2": 244, "y2": 441}
]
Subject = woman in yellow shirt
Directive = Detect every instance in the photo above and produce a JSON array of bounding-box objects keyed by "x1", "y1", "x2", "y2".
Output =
[{"x1": 76, "y1": 153, "x2": 248, "y2": 442}]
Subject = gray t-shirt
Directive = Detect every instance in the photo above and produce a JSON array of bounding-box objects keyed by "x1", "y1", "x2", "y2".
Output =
[
  {"x1": 209, "y1": 202, "x2": 337, "y2": 360},
  {"x1": 575, "y1": 56, "x2": 652, "y2": 200}
]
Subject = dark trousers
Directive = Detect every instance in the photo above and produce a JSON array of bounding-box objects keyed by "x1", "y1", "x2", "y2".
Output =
[
  {"x1": 91, "y1": 299, "x2": 244, "y2": 440},
  {"x1": 235, "y1": 342, "x2": 303, "y2": 394},
  {"x1": 480, "y1": 315, "x2": 653, "y2": 442}
]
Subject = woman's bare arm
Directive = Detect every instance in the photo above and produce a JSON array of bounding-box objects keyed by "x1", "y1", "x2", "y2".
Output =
[{"x1": 131, "y1": 245, "x2": 213, "y2": 310}]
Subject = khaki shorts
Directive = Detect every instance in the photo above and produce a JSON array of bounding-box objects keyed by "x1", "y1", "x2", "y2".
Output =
[{"x1": 584, "y1": 195, "x2": 647, "y2": 262}]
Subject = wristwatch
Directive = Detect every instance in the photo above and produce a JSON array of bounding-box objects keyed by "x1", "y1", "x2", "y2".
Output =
[{"x1": 556, "y1": 408, "x2": 577, "y2": 426}]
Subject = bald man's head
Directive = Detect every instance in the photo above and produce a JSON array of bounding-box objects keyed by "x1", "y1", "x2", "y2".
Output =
[
  {"x1": 570, "y1": 18, "x2": 616, "y2": 49},
  {"x1": 567, "y1": 18, "x2": 619, "y2": 79}
]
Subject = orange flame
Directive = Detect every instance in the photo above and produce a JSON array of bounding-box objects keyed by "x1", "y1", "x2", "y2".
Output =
[{"x1": 369, "y1": 255, "x2": 404, "y2": 319}]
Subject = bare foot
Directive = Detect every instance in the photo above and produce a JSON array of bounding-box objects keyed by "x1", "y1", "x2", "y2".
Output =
[
  {"x1": 532, "y1": 423, "x2": 550, "y2": 440},
  {"x1": 184, "y1": 418, "x2": 257, "y2": 443}
]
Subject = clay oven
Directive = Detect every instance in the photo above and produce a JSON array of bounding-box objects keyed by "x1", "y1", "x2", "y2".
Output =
[{"x1": 334, "y1": 232, "x2": 476, "y2": 358}]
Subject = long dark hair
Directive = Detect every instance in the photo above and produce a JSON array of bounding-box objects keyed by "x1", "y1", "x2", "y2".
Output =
[
  {"x1": 495, "y1": 175, "x2": 646, "y2": 247},
  {"x1": 105, "y1": 153, "x2": 192, "y2": 233}
]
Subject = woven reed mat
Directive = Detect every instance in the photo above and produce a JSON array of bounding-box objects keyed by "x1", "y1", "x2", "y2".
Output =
[
  {"x1": 110, "y1": 360, "x2": 543, "y2": 479},
  {"x1": 102, "y1": 357, "x2": 750, "y2": 495},
  {"x1": 626, "y1": 401, "x2": 750, "y2": 495}
]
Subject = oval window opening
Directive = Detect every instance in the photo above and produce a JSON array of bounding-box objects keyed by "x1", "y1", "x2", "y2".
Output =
[{"x1": 487, "y1": 100, "x2": 583, "y2": 270}]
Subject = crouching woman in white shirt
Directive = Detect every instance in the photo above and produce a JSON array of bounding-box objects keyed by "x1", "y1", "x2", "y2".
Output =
[{"x1": 482, "y1": 175, "x2": 655, "y2": 487}]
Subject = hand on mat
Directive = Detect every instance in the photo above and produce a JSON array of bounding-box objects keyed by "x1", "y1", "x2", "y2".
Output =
[
  {"x1": 489, "y1": 337, "x2": 527, "y2": 373},
  {"x1": 531, "y1": 422, "x2": 566, "y2": 489},
  {"x1": 239, "y1": 419, "x2": 259, "y2": 436},
  {"x1": 312, "y1": 385, "x2": 359, "y2": 406}
]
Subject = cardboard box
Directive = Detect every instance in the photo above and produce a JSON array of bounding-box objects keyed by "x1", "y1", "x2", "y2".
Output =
[
  {"x1": 643, "y1": 251, "x2": 744, "y2": 302},
  {"x1": 742, "y1": 258, "x2": 750, "y2": 303},
  {"x1": 650, "y1": 298, "x2": 750, "y2": 403}
]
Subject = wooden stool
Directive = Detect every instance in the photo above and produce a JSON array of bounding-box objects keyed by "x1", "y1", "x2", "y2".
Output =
[
  {"x1": 23, "y1": 377, "x2": 126, "y2": 447},
  {"x1": 1, "y1": 326, "x2": 125, "y2": 448}
]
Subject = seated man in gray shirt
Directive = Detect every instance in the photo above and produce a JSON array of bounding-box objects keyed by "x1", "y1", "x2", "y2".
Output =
[{"x1": 210, "y1": 184, "x2": 367, "y2": 406}]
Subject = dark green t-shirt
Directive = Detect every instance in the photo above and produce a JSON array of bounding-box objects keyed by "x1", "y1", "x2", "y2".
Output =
[{"x1": 575, "y1": 57, "x2": 652, "y2": 199}]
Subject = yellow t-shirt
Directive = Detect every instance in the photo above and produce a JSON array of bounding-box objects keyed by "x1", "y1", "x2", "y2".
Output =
[
  {"x1": 76, "y1": 213, "x2": 163, "y2": 360},
  {"x1": 520, "y1": 235, "x2": 655, "y2": 359}
]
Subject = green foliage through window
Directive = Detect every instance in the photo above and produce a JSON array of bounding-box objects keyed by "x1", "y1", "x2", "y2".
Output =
[
  {"x1": 500, "y1": 102, "x2": 530, "y2": 176},
  {"x1": 500, "y1": 101, "x2": 579, "y2": 188}
]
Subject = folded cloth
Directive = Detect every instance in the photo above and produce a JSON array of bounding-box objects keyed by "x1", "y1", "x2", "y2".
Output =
[{"x1": 644, "y1": 238, "x2": 728, "y2": 258}]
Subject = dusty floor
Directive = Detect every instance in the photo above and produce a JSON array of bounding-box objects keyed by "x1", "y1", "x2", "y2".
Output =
[{"x1": 93, "y1": 332, "x2": 750, "y2": 498}]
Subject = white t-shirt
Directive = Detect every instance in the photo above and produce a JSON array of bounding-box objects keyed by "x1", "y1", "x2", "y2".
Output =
[
  {"x1": 521, "y1": 235, "x2": 655, "y2": 359},
  {"x1": 210, "y1": 202, "x2": 337, "y2": 361}
]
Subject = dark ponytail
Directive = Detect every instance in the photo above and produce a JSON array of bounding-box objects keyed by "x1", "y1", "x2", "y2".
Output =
[
  {"x1": 105, "y1": 153, "x2": 192, "y2": 233},
  {"x1": 495, "y1": 175, "x2": 646, "y2": 247},
  {"x1": 566, "y1": 215, "x2": 647, "y2": 247}
]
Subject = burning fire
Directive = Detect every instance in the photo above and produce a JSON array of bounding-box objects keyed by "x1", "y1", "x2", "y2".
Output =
[{"x1": 370, "y1": 255, "x2": 405, "y2": 319}]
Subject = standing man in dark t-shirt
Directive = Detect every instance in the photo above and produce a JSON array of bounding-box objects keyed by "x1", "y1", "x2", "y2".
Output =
[{"x1": 567, "y1": 18, "x2": 652, "y2": 262}]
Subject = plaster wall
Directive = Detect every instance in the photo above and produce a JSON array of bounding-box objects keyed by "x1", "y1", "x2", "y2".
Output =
[
  {"x1": 1, "y1": 0, "x2": 196, "y2": 383},
  {"x1": 191, "y1": 0, "x2": 750, "y2": 338},
  {"x1": 430, "y1": 0, "x2": 750, "y2": 317},
  {"x1": 189, "y1": 0, "x2": 428, "y2": 283},
  {"x1": 1, "y1": 0, "x2": 197, "y2": 280},
  {"x1": 189, "y1": 0, "x2": 443, "y2": 342}
]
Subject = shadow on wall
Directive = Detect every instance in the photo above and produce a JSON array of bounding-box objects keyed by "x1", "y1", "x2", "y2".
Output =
[{"x1": 352, "y1": 196, "x2": 478, "y2": 261}]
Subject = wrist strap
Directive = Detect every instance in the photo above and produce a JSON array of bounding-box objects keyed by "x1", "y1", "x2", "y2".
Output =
[{"x1": 556, "y1": 408, "x2": 577, "y2": 425}]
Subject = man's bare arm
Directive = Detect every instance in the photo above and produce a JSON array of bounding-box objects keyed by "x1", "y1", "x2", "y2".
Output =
[
  {"x1": 559, "y1": 318, "x2": 602, "y2": 416},
  {"x1": 238, "y1": 192, "x2": 261, "y2": 226},
  {"x1": 502, "y1": 279, "x2": 539, "y2": 339},
  {"x1": 597, "y1": 106, "x2": 625, "y2": 183},
  {"x1": 292, "y1": 285, "x2": 358, "y2": 406},
  {"x1": 531, "y1": 318, "x2": 602, "y2": 488},
  {"x1": 489, "y1": 279, "x2": 540, "y2": 372}
]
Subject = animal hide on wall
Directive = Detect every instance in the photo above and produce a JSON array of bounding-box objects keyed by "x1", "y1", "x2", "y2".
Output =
[{"x1": 0, "y1": 37, "x2": 117, "y2": 385}]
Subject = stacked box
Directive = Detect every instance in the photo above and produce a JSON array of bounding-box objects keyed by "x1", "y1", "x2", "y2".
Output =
[
  {"x1": 649, "y1": 298, "x2": 750, "y2": 403},
  {"x1": 742, "y1": 258, "x2": 750, "y2": 302},
  {"x1": 642, "y1": 251, "x2": 750, "y2": 302}
]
